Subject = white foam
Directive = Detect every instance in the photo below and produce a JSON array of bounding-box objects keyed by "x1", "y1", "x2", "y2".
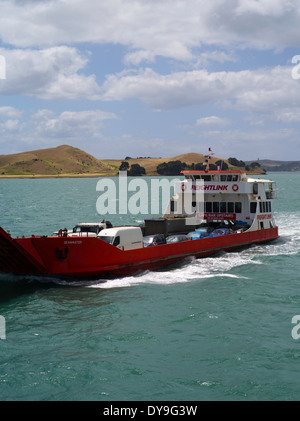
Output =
[
  {"x1": 87, "y1": 252, "x2": 256, "y2": 289},
  {"x1": 88, "y1": 218, "x2": 300, "y2": 289}
]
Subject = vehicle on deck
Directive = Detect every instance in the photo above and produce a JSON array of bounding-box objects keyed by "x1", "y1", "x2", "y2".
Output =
[{"x1": 143, "y1": 234, "x2": 166, "y2": 247}]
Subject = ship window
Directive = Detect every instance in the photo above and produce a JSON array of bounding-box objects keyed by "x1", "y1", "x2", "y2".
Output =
[
  {"x1": 113, "y1": 236, "x2": 120, "y2": 246},
  {"x1": 269, "y1": 221, "x2": 273, "y2": 228},
  {"x1": 228, "y1": 202, "x2": 234, "y2": 212},
  {"x1": 203, "y1": 175, "x2": 211, "y2": 181},
  {"x1": 269, "y1": 202, "x2": 272, "y2": 212},
  {"x1": 250, "y1": 202, "x2": 257, "y2": 213},
  {"x1": 99, "y1": 236, "x2": 114, "y2": 244},
  {"x1": 205, "y1": 202, "x2": 212, "y2": 212},
  {"x1": 170, "y1": 200, "x2": 175, "y2": 212},
  {"x1": 232, "y1": 175, "x2": 238, "y2": 181},
  {"x1": 259, "y1": 202, "x2": 263, "y2": 213},
  {"x1": 263, "y1": 202, "x2": 266, "y2": 213},
  {"x1": 260, "y1": 222, "x2": 264, "y2": 230},
  {"x1": 213, "y1": 202, "x2": 219, "y2": 212},
  {"x1": 235, "y1": 202, "x2": 242, "y2": 213},
  {"x1": 227, "y1": 175, "x2": 232, "y2": 181},
  {"x1": 220, "y1": 202, "x2": 226, "y2": 212},
  {"x1": 253, "y1": 183, "x2": 258, "y2": 195},
  {"x1": 220, "y1": 175, "x2": 226, "y2": 181}
]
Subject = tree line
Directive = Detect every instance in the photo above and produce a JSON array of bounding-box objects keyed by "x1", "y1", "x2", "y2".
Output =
[{"x1": 119, "y1": 157, "x2": 262, "y2": 176}]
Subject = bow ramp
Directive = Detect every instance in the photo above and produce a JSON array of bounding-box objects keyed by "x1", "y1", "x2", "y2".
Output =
[{"x1": 0, "y1": 227, "x2": 46, "y2": 275}]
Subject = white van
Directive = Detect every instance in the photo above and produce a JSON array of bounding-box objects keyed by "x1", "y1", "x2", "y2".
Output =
[{"x1": 97, "y1": 226, "x2": 143, "y2": 251}]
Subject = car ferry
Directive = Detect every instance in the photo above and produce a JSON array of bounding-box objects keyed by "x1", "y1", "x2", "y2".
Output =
[{"x1": 0, "y1": 154, "x2": 279, "y2": 280}]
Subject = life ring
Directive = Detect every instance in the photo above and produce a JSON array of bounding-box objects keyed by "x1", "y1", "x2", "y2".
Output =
[{"x1": 232, "y1": 184, "x2": 239, "y2": 192}]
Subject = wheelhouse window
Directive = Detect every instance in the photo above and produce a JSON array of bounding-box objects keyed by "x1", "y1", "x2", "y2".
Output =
[
  {"x1": 235, "y1": 202, "x2": 242, "y2": 213},
  {"x1": 250, "y1": 202, "x2": 257, "y2": 213},
  {"x1": 213, "y1": 202, "x2": 220, "y2": 212},
  {"x1": 220, "y1": 202, "x2": 227, "y2": 213},
  {"x1": 228, "y1": 202, "x2": 234, "y2": 213},
  {"x1": 205, "y1": 202, "x2": 212, "y2": 212}
]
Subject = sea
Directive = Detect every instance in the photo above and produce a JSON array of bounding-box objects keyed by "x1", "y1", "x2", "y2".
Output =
[{"x1": 0, "y1": 172, "x2": 300, "y2": 402}]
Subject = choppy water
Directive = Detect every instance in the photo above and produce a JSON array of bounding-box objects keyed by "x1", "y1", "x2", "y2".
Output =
[{"x1": 0, "y1": 173, "x2": 300, "y2": 401}]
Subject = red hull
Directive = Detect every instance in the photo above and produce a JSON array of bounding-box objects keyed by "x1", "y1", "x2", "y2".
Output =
[{"x1": 0, "y1": 226, "x2": 279, "y2": 280}]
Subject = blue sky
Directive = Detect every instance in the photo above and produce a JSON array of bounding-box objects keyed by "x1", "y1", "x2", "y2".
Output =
[{"x1": 0, "y1": 0, "x2": 300, "y2": 161}]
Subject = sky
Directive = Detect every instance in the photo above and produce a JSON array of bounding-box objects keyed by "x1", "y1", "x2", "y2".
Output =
[{"x1": 0, "y1": 0, "x2": 300, "y2": 161}]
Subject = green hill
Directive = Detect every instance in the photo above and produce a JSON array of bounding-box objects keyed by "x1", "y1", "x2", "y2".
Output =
[
  {"x1": 0, "y1": 145, "x2": 116, "y2": 177},
  {"x1": 0, "y1": 145, "x2": 266, "y2": 177}
]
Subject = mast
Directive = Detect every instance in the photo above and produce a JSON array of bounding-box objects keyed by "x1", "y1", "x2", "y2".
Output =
[{"x1": 203, "y1": 147, "x2": 214, "y2": 172}]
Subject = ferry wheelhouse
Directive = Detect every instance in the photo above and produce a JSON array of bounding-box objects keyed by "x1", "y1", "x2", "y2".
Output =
[{"x1": 163, "y1": 168, "x2": 277, "y2": 233}]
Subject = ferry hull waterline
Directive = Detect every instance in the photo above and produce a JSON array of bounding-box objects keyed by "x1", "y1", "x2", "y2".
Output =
[
  {"x1": 0, "y1": 225, "x2": 279, "y2": 280},
  {"x1": 0, "y1": 151, "x2": 279, "y2": 280}
]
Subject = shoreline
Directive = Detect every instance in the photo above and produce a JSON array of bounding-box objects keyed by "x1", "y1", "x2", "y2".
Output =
[
  {"x1": 0, "y1": 173, "x2": 117, "y2": 179},
  {"x1": 0, "y1": 170, "x2": 267, "y2": 179}
]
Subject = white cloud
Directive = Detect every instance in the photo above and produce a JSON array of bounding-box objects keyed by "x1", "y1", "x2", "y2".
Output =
[
  {"x1": 196, "y1": 116, "x2": 231, "y2": 127},
  {"x1": 0, "y1": 46, "x2": 101, "y2": 99},
  {"x1": 275, "y1": 108, "x2": 300, "y2": 122},
  {"x1": 0, "y1": 119, "x2": 22, "y2": 133},
  {"x1": 0, "y1": 106, "x2": 23, "y2": 119},
  {"x1": 1, "y1": 0, "x2": 300, "y2": 60},
  {"x1": 99, "y1": 65, "x2": 300, "y2": 115},
  {"x1": 32, "y1": 109, "x2": 117, "y2": 138},
  {"x1": 0, "y1": 108, "x2": 117, "y2": 153},
  {"x1": 235, "y1": 0, "x2": 294, "y2": 17},
  {"x1": 124, "y1": 50, "x2": 156, "y2": 66}
]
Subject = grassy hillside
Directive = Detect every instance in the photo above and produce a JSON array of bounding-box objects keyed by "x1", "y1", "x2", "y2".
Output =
[
  {"x1": 0, "y1": 145, "x2": 265, "y2": 177},
  {"x1": 0, "y1": 145, "x2": 116, "y2": 177}
]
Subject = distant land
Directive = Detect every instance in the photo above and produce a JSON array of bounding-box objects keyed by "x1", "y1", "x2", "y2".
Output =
[
  {"x1": 247, "y1": 159, "x2": 300, "y2": 172},
  {"x1": 0, "y1": 144, "x2": 296, "y2": 178}
]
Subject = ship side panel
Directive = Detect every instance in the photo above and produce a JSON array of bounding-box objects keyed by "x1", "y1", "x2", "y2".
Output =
[{"x1": 14, "y1": 226, "x2": 279, "y2": 278}]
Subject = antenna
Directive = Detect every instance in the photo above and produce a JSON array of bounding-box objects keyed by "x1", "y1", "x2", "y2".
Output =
[{"x1": 203, "y1": 147, "x2": 214, "y2": 172}]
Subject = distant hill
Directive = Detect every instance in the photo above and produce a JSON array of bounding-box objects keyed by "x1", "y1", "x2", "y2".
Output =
[
  {"x1": 0, "y1": 145, "x2": 266, "y2": 177},
  {"x1": 105, "y1": 152, "x2": 265, "y2": 175},
  {"x1": 0, "y1": 145, "x2": 116, "y2": 177},
  {"x1": 248, "y1": 159, "x2": 300, "y2": 172}
]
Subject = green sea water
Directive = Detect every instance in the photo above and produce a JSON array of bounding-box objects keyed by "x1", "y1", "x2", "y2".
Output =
[{"x1": 0, "y1": 173, "x2": 300, "y2": 401}]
